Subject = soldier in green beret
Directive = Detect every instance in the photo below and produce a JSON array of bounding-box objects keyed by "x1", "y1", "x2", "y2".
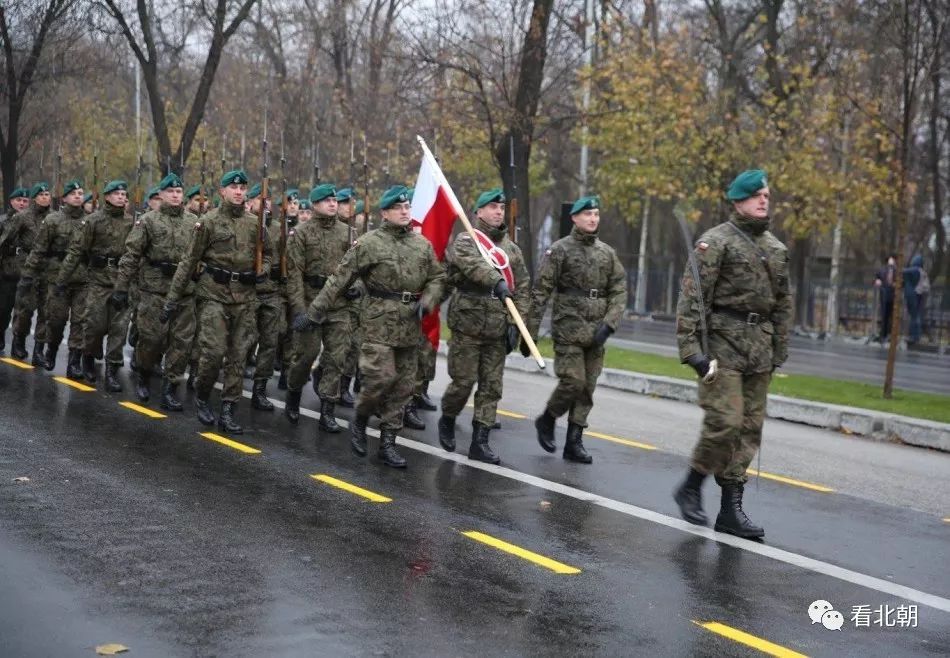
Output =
[
  {"x1": 329, "y1": 186, "x2": 362, "y2": 407},
  {"x1": 673, "y1": 169, "x2": 790, "y2": 539},
  {"x1": 526, "y1": 194, "x2": 627, "y2": 464},
  {"x1": 114, "y1": 173, "x2": 199, "y2": 409},
  {"x1": 297, "y1": 198, "x2": 312, "y2": 224},
  {"x1": 185, "y1": 185, "x2": 205, "y2": 216},
  {"x1": 56, "y1": 180, "x2": 134, "y2": 390},
  {"x1": 163, "y1": 169, "x2": 272, "y2": 433},
  {"x1": 0, "y1": 182, "x2": 54, "y2": 364},
  {"x1": 146, "y1": 187, "x2": 161, "y2": 213},
  {"x1": 20, "y1": 180, "x2": 88, "y2": 375},
  {"x1": 297, "y1": 185, "x2": 445, "y2": 468},
  {"x1": 269, "y1": 188, "x2": 300, "y2": 392},
  {"x1": 82, "y1": 193, "x2": 94, "y2": 215},
  {"x1": 0, "y1": 187, "x2": 31, "y2": 355}
]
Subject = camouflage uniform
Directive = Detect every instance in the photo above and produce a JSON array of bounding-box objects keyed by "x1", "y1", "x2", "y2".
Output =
[
  {"x1": 22, "y1": 203, "x2": 88, "y2": 374},
  {"x1": 249, "y1": 216, "x2": 288, "y2": 407},
  {"x1": 0, "y1": 210, "x2": 18, "y2": 353},
  {"x1": 115, "y1": 202, "x2": 198, "y2": 406},
  {"x1": 57, "y1": 201, "x2": 133, "y2": 389},
  {"x1": 336, "y1": 215, "x2": 362, "y2": 403},
  {"x1": 1, "y1": 201, "x2": 52, "y2": 361}
]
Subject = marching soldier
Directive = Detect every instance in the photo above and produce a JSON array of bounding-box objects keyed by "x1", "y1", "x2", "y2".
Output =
[
  {"x1": 333, "y1": 186, "x2": 361, "y2": 407},
  {"x1": 297, "y1": 185, "x2": 445, "y2": 468},
  {"x1": 277, "y1": 194, "x2": 304, "y2": 389},
  {"x1": 56, "y1": 180, "x2": 134, "y2": 391},
  {"x1": 1, "y1": 182, "x2": 54, "y2": 364},
  {"x1": 163, "y1": 169, "x2": 270, "y2": 433},
  {"x1": 673, "y1": 169, "x2": 790, "y2": 539},
  {"x1": 526, "y1": 195, "x2": 627, "y2": 464},
  {"x1": 270, "y1": 188, "x2": 299, "y2": 389},
  {"x1": 283, "y1": 184, "x2": 352, "y2": 432},
  {"x1": 146, "y1": 187, "x2": 161, "y2": 213},
  {"x1": 114, "y1": 173, "x2": 198, "y2": 410},
  {"x1": 82, "y1": 193, "x2": 94, "y2": 215},
  {"x1": 185, "y1": 185, "x2": 205, "y2": 215},
  {"x1": 438, "y1": 188, "x2": 529, "y2": 463},
  {"x1": 0, "y1": 187, "x2": 30, "y2": 355},
  {"x1": 297, "y1": 198, "x2": 312, "y2": 224},
  {"x1": 21, "y1": 180, "x2": 88, "y2": 376}
]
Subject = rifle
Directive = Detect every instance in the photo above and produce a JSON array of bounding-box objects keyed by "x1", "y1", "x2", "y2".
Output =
[
  {"x1": 255, "y1": 118, "x2": 270, "y2": 275},
  {"x1": 92, "y1": 153, "x2": 99, "y2": 211},
  {"x1": 132, "y1": 153, "x2": 144, "y2": 220},
  {"x1": 361, "y1": 133, "x2": 370, "y2": 235},
  {"x1": 53, "y1": 149, "x2": 62, "y2": 211},
  {"x1": 674, "y1": 208, "x2": 718, "y2": 383},
  {"x1": 200, "y1": 140, "x2": 208, "y2": 215},
  {"x1": 508, "y1": 135, "x2": 518, "y2": 242},
  {"x1": 279, "y1": 130, "x2": 288, "y2": 279}
]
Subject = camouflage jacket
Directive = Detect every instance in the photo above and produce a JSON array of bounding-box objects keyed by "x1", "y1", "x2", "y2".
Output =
[
  {"x1": 445, "y1": 220, "x2": 530, "y2": 340},
  {"x1": 259, "y1": 215, "x2": 289, "y2": 297},
  {"x1": 22, "y1": 203, "x2": 87, "y2": 285},
  {"x1": 675, "y1": 213, "x2": 791, "y2": 373},
  {"x1": 115, "y1": 204, "x2": 197, "y2": 297},
  {"x1": 57, "y1": 202, "x2": 131, "y2": 288},
  {"x1": 528, "y1": 227, "x2": 627, "y2": 346},
  {"x1": 307, "y1": 221, "x2": 445, "y2": 348},
  {"x1": 286, "y1": 213, "x2": 352, "y2": 317},
  {"x1": 166, "y1": 200, "x2": 272, "y2": 305},
  {"x1": 0, "y1": 202, "x2": 51, "y2": 279}
]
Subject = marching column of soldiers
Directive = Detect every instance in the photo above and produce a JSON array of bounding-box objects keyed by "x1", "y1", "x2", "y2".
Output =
[{"x1": 0, "y1": 165, "x2": 787, "y2": 537}]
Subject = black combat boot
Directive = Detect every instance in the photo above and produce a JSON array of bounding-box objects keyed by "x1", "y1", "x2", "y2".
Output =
[
  {"x1": 318, "y1": 399, "x2": 341, "y2": 433},
  {"x1": 160, "y1": 379, "x2": 183, "y2": 412},
  {"x1": 186, "y1": 370, "x2": 196, "y2": 390},
  {"x1": 492, "y1": 421, "x2": 501, "y2": 430},
  {"x1": 277, "y1": 368, "x2": 288, "y2": 390},
  {"x1": 674, "y1": 468, "x2": 708, "y2": 526},
  {"x1": 339, "y1": 376, "x2": 355, "y2": 408},
  {"x1": 251, "y1": 379, "x2": 274, "y2": 411},
  {"x1": 563, "y1": 422, "x2": 593, "y2": 464},
  {"x1": 350, "y1": 414, "x2": 369, "y2": 457},
  {"x1": 414, "y1": 382, "x2": 437, "y2": 411},
  {"x1": 403, "y1": 402, "x2": 426, "y2": 430},
  {"x1": 42, "y1": 344, "x2": 57, "y2": 371},
  {"x1": 105, "y1": 363, "x2": 122, "y2": 392},
  {"x1": 714, "y1": 483, "x2": 764, "y2": 539},
  {"x1": 378, "y1": 429, "x2": 407, "y2": 468},
  {"x1": 218, "y1": 401, "x2": 243, "y2": 434},
  {"x1": 66, "y1": 349, "x2": 83, "y2": 379},
  {"x1": 134, "y1": 371, "x2": 151, "y2": 402},
  {"x1": 468, "y1": 422, "x2": 500, "y2": 465},
  {"x1": 534, "y1": 410, "x2": 557, "y2": 453},
  {"x1": 437, "y1": 415, "x2": 456, "y2": 452},
  {"x1": 10, "y1": 333, "x2": 27, "y2": 360},
  {"x1": 284, "y1": 389, "x2": 301, "y2": 424},
  {"x1": 81, "y1": 353, "x2": 97, "y2": 382},
  {"x1": 195, "y1": 395, "x2": 216, "y2": 426},
  {"x1": 31, "y1": 342, "x2": 46, "y2": 368}
]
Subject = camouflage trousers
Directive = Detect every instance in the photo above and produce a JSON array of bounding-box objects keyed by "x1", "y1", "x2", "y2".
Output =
[
  {"x1": 45, "y1": 283, "x2": 87, "y2": 351},
  {"x1": 288, "y1": 314, "x2": 349, "y2": 400},
  {"x1": 357, "y1": 341, "x2": 417, "y2": 431},
  {"x1": 127, "y1": 282, "x2": 140, "y2": 348},
  {"x1": 135, "y1": 290, "x2": 196, "y2": 383},
  {"x1": 0, "y1": 277, "x2": 18, "y2": 349},
  {"x1": 441, "y1": 332, "x2": 506, "y2": 426},
  {"x1": 342, "y1": 302, "x2": 361, "y2": 378},
  {"x1": 691, "y1": 368, "x2": 770, "y2": 485},
  {"x1": 83, "y1": 284, "x2": 131, "y2": 364},
  {"x1": 251, "y1": 292, "x2": 286, "y2": 381},
  {"x1": 546, "y1": 342, "x2": 605, "y2": 427},
  {"x1": 13, "y1": 277, "x2": 48, "y2": 343},
  {"x1": 194, "y1": 298, "x2": 257, "y2": 402},
  {"x1": 413, "y1": 335, "x2": 437, "y2": 395}
]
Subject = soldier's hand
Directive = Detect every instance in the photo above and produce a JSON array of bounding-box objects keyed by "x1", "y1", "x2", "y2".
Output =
[
  {"x1": 414, "y1": 302, "x2": 431, "y2": 322},
  {"x1": 16, "y1": 276, "x2": 33, "y2": 292},
  {"x1": 493, "y1": 279, "x2": 511, "y2": 302},
  {"x1": 159, "y1": 301, "x2": 178, "y2": 324},
  {"x1": 592, "y1": 322, "x2": 614, "y2": 346},
  {"x1": 292, "y1": 312, "x2": 317, "y2": 332},
  {"x1": 685, "y1": 353, "x2": 711, "y2": 379},
  {"x1": 110, "y1": 290, "x2": 129, "y2": 310},
  {"x1": 505, "y1": 325, "x2": 520, "y2": 354},
  {"x1": 53, "y1": 284, "x2": 67, "y2": 297},
  {"x1": 519, "y1": 337, "x2": 532, "y2": 358}
]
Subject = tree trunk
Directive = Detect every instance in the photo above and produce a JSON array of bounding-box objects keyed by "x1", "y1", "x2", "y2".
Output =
[{"x1": 634, "y1": 196, "x2": 650, "y2": 314}]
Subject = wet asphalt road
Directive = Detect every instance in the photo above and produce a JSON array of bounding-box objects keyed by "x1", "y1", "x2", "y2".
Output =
[{"x1": 1, "y1": 346, "x2": 949, "y2": 657}]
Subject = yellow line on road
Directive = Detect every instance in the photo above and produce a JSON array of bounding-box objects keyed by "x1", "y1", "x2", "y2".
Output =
[
  {"x1": 943, "y1": 517, "x2": 950, "y2": 523},
  {"x1": 0, "y1": 357, "x2": 34, "y2": 370},
  {"x1": 747, "y1": 469, "x2": 835, "y2": 493},
  {"x1": 497, "y1": 409, "x2": 527, "y2": 419},
  {"x1": 119, "y1": 401, "x2": 167, "y2": 418},
  {"x1": 53, "y1": 376, "x2": 95, "y2": 392},
  {"x1": 199, "y1": 432, "x2": 261, "y2": 454},
  {"x1": 586, "y1": 430, "x2": 658, "y2": 451},
  {"x1": 461, "y1": 530, "x2": 581, "y2": 574},
  {"x1": 693, "y1": 621, "x2": 808, "y2": 658},
  {"x1": 311, "y1": 474, "x2": 392, "y2": 503}
]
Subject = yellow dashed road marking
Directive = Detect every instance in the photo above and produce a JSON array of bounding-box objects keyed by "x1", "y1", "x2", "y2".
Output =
[
  {"x1": 119, "y1": 401, "x2": 167, "y2": 418},
  {"x1": 586, "y1": 430, "x2": 658, "y2": 451},
  {"x1": 311, "y1": 474, "x2": 392, "y2": 503},
  {"x1": 693, "y1": 621, "x2": 809, "y2": 658},
  {"x1": 53, "y1": 376, "x2": 95, "y2": 392},
  {"x1": 199, "y1": 432, "x2": 262, "y2": 454},
  {"x1": 747, "y1": 469, "x2": 835, "y2": 493},
  {"x1": 461, "y1": 530, "x2": 581, "y2": 574},
  {"x1": 1, "y1": 357, "x2": 34, "y2": 370}
]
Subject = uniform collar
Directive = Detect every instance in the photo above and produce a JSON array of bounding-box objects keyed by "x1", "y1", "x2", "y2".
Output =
[
  {"x1": 476, "y1": 218, "x2": 507, "y2": 242},
  {"x1": 382, "y1": 220, "x2": 411, "y2": 237},
  {"x1": 571, "y1": 225, "x2": 597, "y2": 245},
  {"x1": 730, "y1": 212, "x2": 770, "y2": 236}
]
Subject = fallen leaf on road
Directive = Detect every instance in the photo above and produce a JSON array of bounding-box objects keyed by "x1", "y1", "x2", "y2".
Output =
[
  {"x1": 95, "y1": 644, "x2": 129, "y2": 655},
  {"x1": 539, "y1": 500, "x2": 551, "y2": 509},
  {"x1": 13, "y1": 476, "x2": 30, "y2": 483}
]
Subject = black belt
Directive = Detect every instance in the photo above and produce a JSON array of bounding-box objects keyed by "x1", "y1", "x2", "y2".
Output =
[
  {"x1": 148, "y1": 259, "x2": 178, "y2": 276},
  {"x1": 305, "y1": 274, "x2": 328, "y2": 288},
  {"x1": 366, "y1": 287, "x2": 421, "y2": 303},
  {"x1": 202, "y1": 263, "x2": 257, "y2": 285},
  {"x1": 45, "y1": 250, "x2": 67, "y2": 260},
  {"x1": 457, "y1": 282, "x2": 497, "y2": 299},
  {"x1": 558, "y1": 286, "x2": 602, "y2": 300},
  {"x1": 269, "y1": 265, "x2": 287, "y2": 285},
  {"x1": 89, "y1": 254, "x2": 123, "y2": 268},
  {"x1": 713, "y1": 306, "x2": 765, "y2": 325}
]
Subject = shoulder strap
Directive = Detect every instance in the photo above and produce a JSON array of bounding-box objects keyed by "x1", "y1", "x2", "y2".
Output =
[{"x1": 726, "y1": 221, "x2": 772, "y2": 279}]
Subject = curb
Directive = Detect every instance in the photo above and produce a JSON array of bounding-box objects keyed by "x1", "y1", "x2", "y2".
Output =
[{"x1": 437, "y1": 341, "x2": 950, "y2": 453}]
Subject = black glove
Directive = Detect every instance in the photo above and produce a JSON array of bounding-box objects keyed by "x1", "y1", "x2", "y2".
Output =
[
  {"x1": 493, "y1": 278, "x2": 511, "y2": 302},
  {"x1": 685, "y1": 353, "x2": 711, "y2": 378},
  {"x1": 53, "y1": 284, "x2": 67, "y2": 297},
  {"x1": 592, "y1": 322, "x2": 614, "y2": 347},
  {"x1": 255, "y1": 272, "x2": 267, "y2": 285},
  {"x1": 159, "y1": 301, "x2": 178, "y2": 324},
  {"x1": 16, "y1": 276, "x2": 33, "y2": 291},
  {"x1": 519, "y1": 337, "x2": 532, "y2": 358},
  {"x1": 505, "y1": 325, "x2": 520, "y2": 354},
  {"x1": 110, "y1": 290, "x2": 129, "y2": 310},
  {"x1": 292, "y1": 312, "x2": 317, "y2": 332},
  {"x1": 415, "y1": 302, "x2": 431, "y2": 322},
  {"x1": 344, "y1": 287, "x2": 362, "y2": 300}
]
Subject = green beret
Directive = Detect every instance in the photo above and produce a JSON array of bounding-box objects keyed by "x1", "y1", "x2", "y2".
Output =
[
  {"x1": 284, "y1": 188, "x2": 299, "y2": 202},
  {"x1": 62, "y1": 180, "x2": 82, "y2": 196},
  {"x1": 407, "y1": 188, "x2": 414, "y2": 202},
  {"x1": 10, "y1": 187, "x2": 28, "y2": 199},
  {"x1": 247, "y1": 183, "x2": 262, "y2": 200},
  {"x1": 83, "y1": 193, "x2": 93, "y2": 204},
  {"x1": 220, "y1": 169, "x2": 248, "y2": 187},
  {"x1": 336, "y1": 187, "x2": 354, "y2": 202},
  {"x1": 474, "y1": 188, "x2": 505, "y2": 210},
  {"x1": 147, "y1": 186, "x2": 160, "y2": 199},
  {"x1": 310, "y1": 183, "x2": 337, "y2": 203},
  {"x1": 570, "y1": 195, "x2": 599, "y2": 215},
  {"x1": 378, "y1": 185, "x2": 410, "y2": 210},
  {"x1": 30, "y1": 182, "x2": 50, "y2": 198},
  {"x1": 726, "y1": 169, "x2": 768, "y2": 201},
  {"x1": 354, "y1": 199, "x2": 365, "y2": 215},
  {"x1": 102, "y1": 180, "x2": 128, "y2": 195},
  {"x1": 185, "y1": 185, "x2": 202, "y2": 199},
  {"x1": 158, "y1": 173, "x2": 184, "y2": 190},
  {"x1": 298, "y1": 199, "x2": 312, "y2": 210}
]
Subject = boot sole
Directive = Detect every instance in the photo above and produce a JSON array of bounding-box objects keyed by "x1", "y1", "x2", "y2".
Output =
[
  {"x1": 252, "y1": 402, "x2": 275, "y2": 411},
  {"x1": 714, "y1": 522, "x2": 765, "y2": 539},
  {"x1": 438, "y1": 440, "x2": 456, "y2": 452},
  {"x1": 563, "y1": 455, "x2": 593, "y2": 464},
  {"x1": 218, "y1": 426, "x2": 244, "y2": 435},
  {"x1": 673, "y1": 489, "x2": 708, "y2": 526},
  {"x1": 468, "y1": 453, "x2": 500, "y2": 465},
  {"x1": 319, "y1": 425, "x2": 342, "y2": 433},
  {"x1": 381, "y1": 460, "x2": 407, "y2": 469}
]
